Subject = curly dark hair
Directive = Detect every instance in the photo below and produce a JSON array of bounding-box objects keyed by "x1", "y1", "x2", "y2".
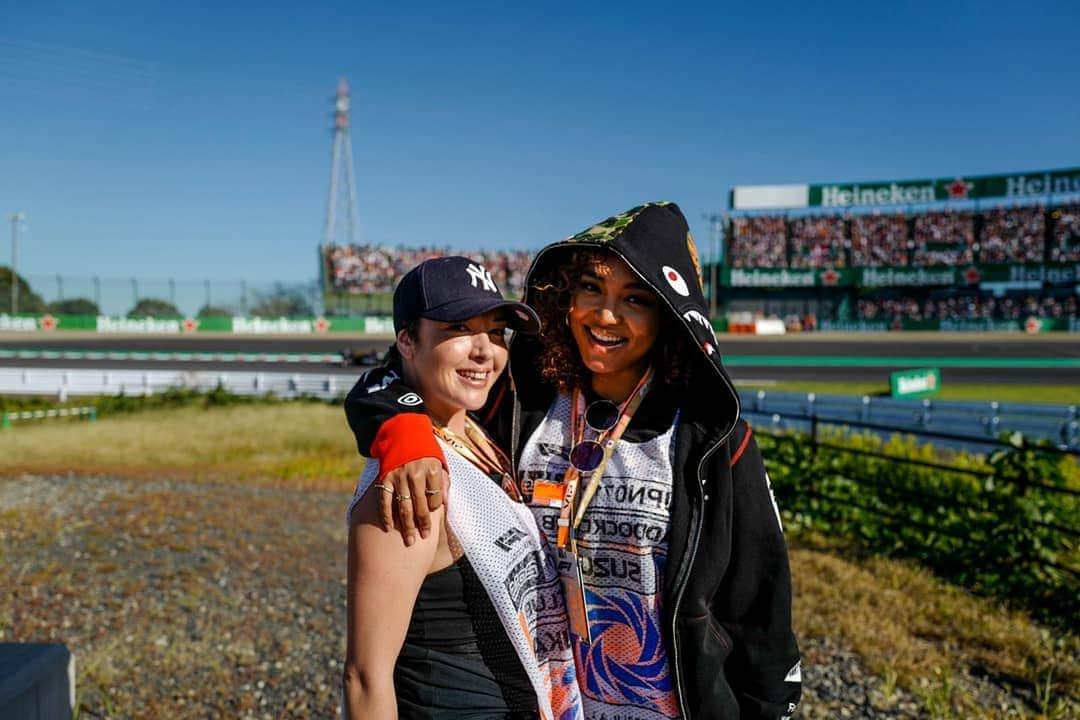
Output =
[{"x1": 528, "y1": 247, "x2": 692, "y2": 395}]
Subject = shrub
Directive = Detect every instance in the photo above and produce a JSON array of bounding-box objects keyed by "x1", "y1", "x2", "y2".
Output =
[{"x1": 759, "y1": 426, "x2": 1079, "y2": 625}]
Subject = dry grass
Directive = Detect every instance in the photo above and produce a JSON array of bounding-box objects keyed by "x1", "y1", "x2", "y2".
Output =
[
  {"x1": 0, "y1": 403, "x2": 364, "y2": 490},
  {"x1": 791, "y1": 537, "x2": 1079, "y2": 718},
  {"x1": 2, "y1": 403, "x2": 1077, "y2": 717}
]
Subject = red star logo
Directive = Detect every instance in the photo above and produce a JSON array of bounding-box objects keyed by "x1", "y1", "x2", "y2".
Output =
[
  {"x1": 39, "y1": 314, "x2": 57, "y2": 331},
  {"x1": 963, "y1": 266, "x2": 980, "y2": 285},
  {"x1": 947, "y1": 177, "x2": 972, "y2": 200},
  {"x1": 182, "y1": 317, "x2": 199, "y2": 332},
  {"x1": 821, "y1": 269, "x2": 840, "y2": 286},
  {"x1": 314, "y1": 317, "x2": 330, "y2": 333},
  {"x1": 1025, "y1": 317, "x2": 1041, "y2": 334}
]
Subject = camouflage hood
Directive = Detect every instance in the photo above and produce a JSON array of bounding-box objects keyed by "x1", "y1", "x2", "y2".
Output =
[{"x1": 518, "y1": 202, "x2": 741, "y2": 438}]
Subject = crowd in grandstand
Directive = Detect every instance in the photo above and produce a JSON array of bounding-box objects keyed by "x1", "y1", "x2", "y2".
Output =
[
  {"x1": 1050, "y1": 203, "x2": 1080, "y2": 262},
  {"x1": 729, "y1": 203, "x2": 1077, "y2": 268},
  {"x1": 977, "y1": 205, "x2": 1044, "y2": 264},
  {"x1": 327, "y1": 244, "x2": 532, "y2": 297},
  {"x1": 911, "y1": 210, "x2": 976, "y2": 266},
  {"x1": 789, "y1": 215, "x2": 848, "y2": 268},
  {"x1": 850, "y1": 211, "x2": 908, "y2": 266},
  {"x1": 856, "y1": 292, "x2": 1078, "y2": 322},
  {"x1": 730, "y1": 216, "x2": 787, "y2": 267}
]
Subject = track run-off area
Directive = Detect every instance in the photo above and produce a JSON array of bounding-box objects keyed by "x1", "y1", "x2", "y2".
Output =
[{"x1": 1, "y1": 331, "x2": 1077, "y2": 386}]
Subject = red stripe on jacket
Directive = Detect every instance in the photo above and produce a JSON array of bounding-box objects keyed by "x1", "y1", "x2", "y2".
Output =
[{"x1": 729, "y1": 423, "x2": 753, "y2": 467}]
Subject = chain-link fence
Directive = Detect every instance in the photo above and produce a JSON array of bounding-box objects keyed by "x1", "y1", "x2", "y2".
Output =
[{"x1": 21, "y1": 275, "x2": 326, "y2": 317}]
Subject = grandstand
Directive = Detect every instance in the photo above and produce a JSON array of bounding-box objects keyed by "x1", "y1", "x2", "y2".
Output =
[
  {"x1": 322, "y1": 244, "x2": 531, "y2": 315},
  {"x1": 721, "y1": 166, "x2": 1080, "y2": 331},
  {"x1": 320, "y1": 167, "x2": 1080, "y2": 330}
]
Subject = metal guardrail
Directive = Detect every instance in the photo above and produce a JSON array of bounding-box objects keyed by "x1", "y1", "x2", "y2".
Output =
[
  {"x1": 0, "y1": 367, "x2": 352, "y2": 401},
  {"x1": 739, "y1": 389, "x2": 1080, "y2": 450}
]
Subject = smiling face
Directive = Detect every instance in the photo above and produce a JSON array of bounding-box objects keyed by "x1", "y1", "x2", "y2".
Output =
[
  {"x1": 568, "y1": 253, "x2": 661, "y2": 401},
  {"x1": 397, "y1": 310, "x2": 509, "y2": 430}
]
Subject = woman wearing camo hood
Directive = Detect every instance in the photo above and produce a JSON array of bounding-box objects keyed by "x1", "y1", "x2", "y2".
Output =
[{"x1": 346, "y1": 203, "x2": 802, "y2": 719}]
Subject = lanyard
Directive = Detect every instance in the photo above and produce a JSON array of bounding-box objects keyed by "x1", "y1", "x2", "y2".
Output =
[
  {"x1": 555, "y1": 368, "x2": 654, "y2": 550},
  {"x1": 435, "y1": 418, "x2": 522, "y2": 502}
]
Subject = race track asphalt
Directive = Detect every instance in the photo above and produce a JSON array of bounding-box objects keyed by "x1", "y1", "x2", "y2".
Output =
[{"x1": 1, "y1": 332, "x2": 1078, "y2": 385}]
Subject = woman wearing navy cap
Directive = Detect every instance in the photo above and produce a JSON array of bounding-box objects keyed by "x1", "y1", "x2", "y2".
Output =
[{"x1": 342, "y1": 256, "x2": 583, "y2": 719}]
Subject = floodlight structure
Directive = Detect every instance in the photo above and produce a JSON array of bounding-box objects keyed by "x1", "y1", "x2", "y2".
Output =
[
  {"x1": 9, "y1": 212, "x2": 26, "y2": 314},
  {"x1": 323, "y1": 78, "x2": 360, "y2": 249}
]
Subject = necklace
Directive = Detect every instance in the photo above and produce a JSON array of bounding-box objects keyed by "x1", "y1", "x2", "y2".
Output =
[{"x1": 435, "y1": 418, "x2": 522, "y2": 502}]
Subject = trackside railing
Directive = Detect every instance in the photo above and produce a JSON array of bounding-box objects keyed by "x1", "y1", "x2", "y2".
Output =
[
  {"x1": 748, "y1": 406, "x2": 1080, "y2": 624},
  {"x1": 1, "y1": 406, "x2": 97, "y2": 430},
  {"x1": 740, "y1": 389, "x2": 1080, "y2": 450}
]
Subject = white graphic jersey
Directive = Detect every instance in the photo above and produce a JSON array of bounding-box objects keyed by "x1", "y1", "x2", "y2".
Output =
[{"x1": 518, "y1": 393, "x2": 681, "y2": 720}]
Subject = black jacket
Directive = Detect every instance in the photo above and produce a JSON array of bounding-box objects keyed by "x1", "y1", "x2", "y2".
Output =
[{"x1": 345, "y1": 203, "x2": 801, "y2": 719}]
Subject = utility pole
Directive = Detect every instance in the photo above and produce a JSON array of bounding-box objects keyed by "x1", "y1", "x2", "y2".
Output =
[
  {"x1": 9, "y1": 213, "x2": 26, "y2": 314},
  {"x1": 702, "y1": 212, "x2": 723, "y2": 319}
]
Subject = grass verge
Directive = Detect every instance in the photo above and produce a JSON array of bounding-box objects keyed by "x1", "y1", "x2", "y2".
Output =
[
  {"x1": 791, "y1": 534, "x2": 1078, "y2": 718},
  {"x1": 2, "y1": 403, "x2": 1076, "y2": 717},
  {"x1": 0, "y1": 402, "x2": 363, "y2": 489}
]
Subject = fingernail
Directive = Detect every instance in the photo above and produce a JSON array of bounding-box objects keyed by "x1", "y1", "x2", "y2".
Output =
[
  {"x1": 419, "y1": 528, "x2": 430, "y2": 539},
  {"x1": 405, "y1": 534, "x2": 415, "y2": 547}
]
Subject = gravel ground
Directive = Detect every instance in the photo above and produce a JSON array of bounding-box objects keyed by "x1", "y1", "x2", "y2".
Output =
[{"x1": 0, "y1": 474, "x2": 1051, "y2": 718}]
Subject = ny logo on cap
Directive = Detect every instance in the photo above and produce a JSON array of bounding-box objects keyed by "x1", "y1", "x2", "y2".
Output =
[{"x1": 465, "y1": 263, "x2": 498, "y2": 293}]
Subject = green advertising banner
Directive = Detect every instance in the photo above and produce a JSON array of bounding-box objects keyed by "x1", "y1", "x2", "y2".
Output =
[
  {"x1": 730, "y1": 166, "x2": 1080, "y2": 210},
  {"x1": 5, "y1": 313, "x2": 1077, "y2": 335},
  {"x1": 857, "y1": 267, "x2": 960, "y2": 288},
  {"x1": 812, "y1": 318, "x2": 1080, "y2": 333},
  {"x1": 817, "y1": 320, "x2": 892, "y2": 332},
  {"x1": 890, "y1": 368, "x2": 941, "y2": 399},
  {"x1": 720, "y1": 262, "x2": 1080, "y2": 288},
  {"x1": 0, "y1": 314, "x2": 97, "y2": 331},
  {"x1": 0, "y1": 314, "x2": 390, "y2": 334},
  {"x1": 722, "y1": 267, "x2": 857, "y2": 288}
]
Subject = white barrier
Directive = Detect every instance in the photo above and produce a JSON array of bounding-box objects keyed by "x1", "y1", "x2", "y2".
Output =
[
  {"x1": 754, "y1": 318, "x2": 787, "y2": 335},
  {"x1": 0, "y1": 368, "x2": 350, "y2": 401}
]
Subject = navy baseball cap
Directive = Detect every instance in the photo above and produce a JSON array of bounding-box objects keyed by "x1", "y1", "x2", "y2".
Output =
[{"x1": 392, "y1": 256, "x2": 541, "y2": 335}]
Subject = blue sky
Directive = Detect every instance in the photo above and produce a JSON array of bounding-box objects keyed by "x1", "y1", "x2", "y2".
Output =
[{"x1": 1, "y1": 0, "x2": 1078, "y2": 288}]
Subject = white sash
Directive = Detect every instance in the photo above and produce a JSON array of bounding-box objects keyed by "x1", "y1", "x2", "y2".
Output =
[{"x1": 350, "y1": 441, "x2": 584, "y2": 720}]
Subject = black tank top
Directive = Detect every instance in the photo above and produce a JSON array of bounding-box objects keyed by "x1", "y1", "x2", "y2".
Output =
[{"x1": 394, "y1": 556, "x2": 539, "y2": 719}]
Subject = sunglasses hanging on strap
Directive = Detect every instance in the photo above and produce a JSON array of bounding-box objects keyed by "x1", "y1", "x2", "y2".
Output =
[{"x1": 555, "y1": 367, "x2": 655, "y2": 551}]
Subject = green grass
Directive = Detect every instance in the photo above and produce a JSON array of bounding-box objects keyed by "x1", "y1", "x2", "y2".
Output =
[{"x1": 734, "y1": 380, "x2": 1080, "y2": 405}]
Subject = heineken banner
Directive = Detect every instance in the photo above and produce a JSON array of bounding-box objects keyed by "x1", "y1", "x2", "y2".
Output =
[
  {"x1": 723, "y1": 267, "x2": 857, "y2": 288},
  {"x1": 0, "y1": 314, "x2": 393, "y2": 334},
  {"x1": 818, "y1": 318, "x2": 1080, "y2": 333},
  {"x1": 730, "y1": 166, "x2": 1080, "y2": 210},
  {"x1": 721, "y1": 262, "x2": 1080, "y2": 288},
  {"x1": 4, "y1": 313, "x2": 1077, "y2": 334}
]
